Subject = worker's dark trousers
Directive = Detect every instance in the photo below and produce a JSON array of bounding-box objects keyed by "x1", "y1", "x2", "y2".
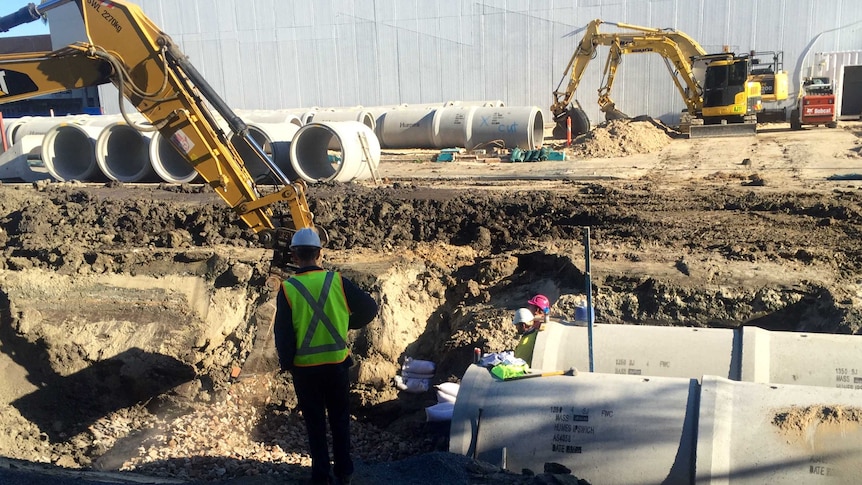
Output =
[{"x1": 292, "y1": 360, "x2": 353, "y2": 483}]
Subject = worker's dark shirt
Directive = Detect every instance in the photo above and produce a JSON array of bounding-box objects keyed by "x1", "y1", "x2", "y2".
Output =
[{"x1": 274, "y1": 265, "x2": 378, "y2": 371}]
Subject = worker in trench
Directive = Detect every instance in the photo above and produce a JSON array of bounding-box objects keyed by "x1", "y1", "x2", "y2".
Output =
[
  {"x1": 513, "y1": 294, "x2": 552, "y2": 366},
  {"x1": 273, "y1": 228, "x2": 379, "y2": 485}
]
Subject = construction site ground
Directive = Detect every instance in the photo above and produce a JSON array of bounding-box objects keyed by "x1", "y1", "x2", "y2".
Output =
[{"x1": 2, "y1": 118, "x2": 862, "y2": 484}]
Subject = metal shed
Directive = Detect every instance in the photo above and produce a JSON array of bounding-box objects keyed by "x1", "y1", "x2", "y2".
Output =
[{"x1": 46, "y1": 0, "x2": 862, "y2": 127}]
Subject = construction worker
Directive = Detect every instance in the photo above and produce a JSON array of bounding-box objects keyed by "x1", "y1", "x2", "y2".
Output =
[
  {"x1": 512, "y1": 307, "x2": 540, "y2": 365},
  {"x1": 273, "y1": 227, "x2": 379, "y2": 485},
  {"x1": 527, "y1": 294, "x2": 551, "y2": 325}
]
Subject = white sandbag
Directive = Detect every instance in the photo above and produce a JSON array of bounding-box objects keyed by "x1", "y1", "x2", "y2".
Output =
[
  {"x1": 403, "y1": 357, "x2": 436, "y2": 374},
  {"x1": 425, "y1": 401, "x2": 455, "y2": 422},
  {"x1": 394, "y1": 375, "x2": 429, "y2": 393},
  {"x1": 437, "y1": 390, "x2": 456, "y2": 403},
  {"x1": 402, "y1": 370, "x2": 435, "y2": 380},
  {"x1": 435, "y1": 382, "x2": 460, "y2": 398}
]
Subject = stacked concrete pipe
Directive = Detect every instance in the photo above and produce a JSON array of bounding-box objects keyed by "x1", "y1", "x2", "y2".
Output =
[
  {"x1": 450, "y1": 364, "x2": 862, "y2": 484},
  {"x1": 41, "y1": 117, "x2": 125, "y2": 182},
  {"x1": 95, "y1": 121, "x2": 158, "y2": 183},
  {"x1": 531, "y1": 321, "x2": 862, "y2": 390},
  {"x1": 234, "y1": 109, "x2": 304, "y2": 127},
  {"x1": 289, "y1": 121, "x2": 380, "y2": 183},
  {"x1": 148, "y1": 131, "x2": 202, "y2": 184},
  {"x1": 229, "y1": 122, "x2": 300, "y2": 183}
]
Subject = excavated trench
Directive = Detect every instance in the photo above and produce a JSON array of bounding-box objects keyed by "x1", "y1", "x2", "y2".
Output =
[{"x1": 1, "y1": 178, "x2": 861, "y2": 476}]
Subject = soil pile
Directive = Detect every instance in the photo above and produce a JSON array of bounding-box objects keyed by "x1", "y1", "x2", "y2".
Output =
[{"x1": 567, "y1": 118, "x2": 674, "y2": 158}]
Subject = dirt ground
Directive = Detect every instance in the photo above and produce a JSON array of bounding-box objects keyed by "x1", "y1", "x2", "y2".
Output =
[{"x1": 2, "y1": 118, "x2": 862, "y2": 484}]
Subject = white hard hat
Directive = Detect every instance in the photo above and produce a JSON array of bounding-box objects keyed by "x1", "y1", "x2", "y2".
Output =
[
  {"x1": 290, "y1": 227, "x2": 322, "y2": 249},
  {"x1": 513, "y1": 308, "x2": 534, "y2": 325}
]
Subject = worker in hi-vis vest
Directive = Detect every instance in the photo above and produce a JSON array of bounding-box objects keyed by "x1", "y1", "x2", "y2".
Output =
[{"x1": 274, "y1": 228, "x2": 378, "y2": 485}]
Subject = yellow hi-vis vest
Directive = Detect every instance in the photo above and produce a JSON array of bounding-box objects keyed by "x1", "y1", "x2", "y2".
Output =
[{"x1": 283, "y1": 270, "x2": 350, "y2": 366}]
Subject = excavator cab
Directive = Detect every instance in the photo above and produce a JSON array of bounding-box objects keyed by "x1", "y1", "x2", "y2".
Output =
[{"x1": 688, "y1": 54, "x2": 760, "y2": 137}]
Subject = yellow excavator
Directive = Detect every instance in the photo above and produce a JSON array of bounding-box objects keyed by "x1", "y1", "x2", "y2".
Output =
[
  {"x1": 551, "y1": 19, "x2": 786, "y2": 138},
  {"x1": 0, "y1": 0, "x2": 315, "y2": 271}
]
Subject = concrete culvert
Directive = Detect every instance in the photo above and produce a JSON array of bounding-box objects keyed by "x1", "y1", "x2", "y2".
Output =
[
  {"x1": 41, "y1": 123, "x2": 108, "y2": 182},
  {"x1": 95, "y1": 122, "x2": 158, "y2": 183},
  {"x1": 290, "y1": 121, "x2": 380, "y2": 183},
  {"x1": 149, "y1": 131, "x2": 201, "y2": 183},
  {"x1": 229, "y1": 122, "x2": 299, "y2": 183}
]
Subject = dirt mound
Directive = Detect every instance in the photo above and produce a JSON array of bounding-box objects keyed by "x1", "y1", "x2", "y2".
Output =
[{"x1": 567, "y1": 118, "x2": 674, "y2": 158}]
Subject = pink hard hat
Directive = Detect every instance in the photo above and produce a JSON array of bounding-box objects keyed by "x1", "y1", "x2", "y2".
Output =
[{"x1": 527, "y1": 294, "x2": 550, "y2": 313}]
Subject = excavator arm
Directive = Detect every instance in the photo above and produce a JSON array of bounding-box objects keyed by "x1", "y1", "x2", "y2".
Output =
[
  {"x1": 0, "y1": 0, "x2": 316, "y2": 269},
  {"x1": 551, "y1": 19, "x2": 708, "y2": 137}
]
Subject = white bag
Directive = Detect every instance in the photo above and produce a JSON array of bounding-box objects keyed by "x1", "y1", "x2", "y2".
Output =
[
  {"x1": 403, "y1": 357, "x2": 436, "y2": 375},
  {"x1": 436, "y1": 390, "x2": 456, "y2": 403},
  {"x1": 394, "y1": 375, "x2": 429, "y2": 393},
  {"x1": 425, "y1": 402, "x2": 455, "y2": 422},
  {"x1": 435, "y1": 382, "x2": 460, "y2": 398}
]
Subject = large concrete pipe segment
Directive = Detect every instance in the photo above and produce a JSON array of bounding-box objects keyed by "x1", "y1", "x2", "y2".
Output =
[
  {"x1": 308, "y1": 109, "x2": 376, "y2": 132},
  {"x1": 233, "y1": 109, "x2": 303, "y2": 127},
  {"x1": 431, "y1": 105, "x2": 477, "y2": 148},
  {"x1": 468, "y1": 106, "x2": 544, "y2": 149},
  {"x1": 149, "y1": 131, "x2": 201, "y2": 184},
  {"x1": 696, "y1": 376, "x2": 862, "y2": 483},
  {"x1": 229, "y1": 122, "x2": 299, "y2": 183},
  {"x1": 450, "y1": 364, "x2": 698, "y2": 484},
  {"x1": 532, "y1": 321, "x2": 739, "y2": 380},
  {"x1": 6, "y1": 115, "x2": 90, "y2": 146},
  {"x1": 375, "y1": 107, "x2": 437, "y2": 149},
  {"x1": 95, "y1": 122, "x2": 158, "y2": 183},
  {"x1": 740, "y1": 326, "x2": 862, "y2": 390},
  {"x1": 0, "y1": 135, "x2": 51, "y2": 182},
  {"x1": 41, "y1": 121, "x2": 116, "y2": 182},
  {"x1": 289, "y1": 121, "x2": 380, "y2": 183}
]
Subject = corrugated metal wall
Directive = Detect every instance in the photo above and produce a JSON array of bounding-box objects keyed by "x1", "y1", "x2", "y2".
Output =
[{"x1": 100, "y1": 0, "x2": 862, "y2": 125}]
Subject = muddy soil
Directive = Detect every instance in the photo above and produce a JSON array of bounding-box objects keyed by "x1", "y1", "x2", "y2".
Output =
[{"x1": 1, "y1": 119, "x2": 862, "y2": 483}]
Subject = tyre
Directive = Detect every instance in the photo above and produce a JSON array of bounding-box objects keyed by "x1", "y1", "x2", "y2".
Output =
[
  {"x1": 790, "y1": 109, "x2": 802, "y2": 130},
  {"x1": 827, "y1": 121, "x2": 838, "y2": 129}
]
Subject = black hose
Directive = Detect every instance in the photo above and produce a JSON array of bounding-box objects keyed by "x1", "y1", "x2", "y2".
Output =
[{"x1": 0, "y1": 3, "x2": 39, "y2": 33}]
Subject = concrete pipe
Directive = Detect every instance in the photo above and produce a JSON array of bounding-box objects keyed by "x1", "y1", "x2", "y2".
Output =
[
  {"x1": 375, "y1": 107, "x2": 437, "y2": 149},
  {"x1": 95, "y1": 122, "x2": 158, "y2": 183},
  {"x1": 446, "y1": 100, "x2": 507, "y2": 107},
  {"x1": 308, "y1": 109, "x2": 376, "y2": 132},
  {"x1": 6, "y1": 115, "x2": 90, "y2": 146},
  {"x1": 532, "y1": 321, "x2": 738, "y2": 380},
  {"x1": 450, "y1": 364, "x2": 699, "y2": 484},
  {"x1": 432, "y1": 105, "x2": 477, "y2": 148},
  {"x1": 289, "y1": 121, "x2": 380, "y2": 183},
  {"x1": 149, "y1": 131, "x2": 200, "y2": 184},
  {"x1": 41, "y1": 122, "x2": 112, "y2": 182},
  {"x1": 234, "y1": 109, "x2": 303, "y2": 127},
  {"x1": 229, "y1": 122, "x2": 299, "y2": 183},
  {"x1": 697, "y1": 376, "x2": 862, "y2": 484},
  {"x1": 468, "y1": 106, "x2": 544, "y2": 149},
  {"x1": 0, "y1": 135, "x2": 50, "y2": 182},
  {"x1": 740, "y1": 326, "x2": 862, "y2": 390}
]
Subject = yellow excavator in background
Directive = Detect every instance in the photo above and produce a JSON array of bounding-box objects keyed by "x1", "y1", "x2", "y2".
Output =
[
  {"x1": 0, "y1": 0, "x2": 316, "y2": 271},
  {"x1": 551, "y1": 19, "x2": 787, "y2": 138}
]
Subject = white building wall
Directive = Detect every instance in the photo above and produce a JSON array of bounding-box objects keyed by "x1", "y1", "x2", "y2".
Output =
[{"x1": 93, "y1": 0, "x2": 862, "y2": 126}]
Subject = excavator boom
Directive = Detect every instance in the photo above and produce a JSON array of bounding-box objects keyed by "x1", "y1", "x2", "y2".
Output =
[{"x1": 0, "y1": 0, "x2": 316, "y2": 268}]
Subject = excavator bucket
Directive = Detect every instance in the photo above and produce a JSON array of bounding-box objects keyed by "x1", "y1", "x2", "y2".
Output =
[{"x1": 688, "y1": 121, "x2": 757, "y2": 139}]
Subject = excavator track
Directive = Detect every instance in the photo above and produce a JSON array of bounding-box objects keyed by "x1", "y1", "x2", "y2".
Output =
[{"x1": 688, "y1": 121, "x2": 757, "y2": 139}]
